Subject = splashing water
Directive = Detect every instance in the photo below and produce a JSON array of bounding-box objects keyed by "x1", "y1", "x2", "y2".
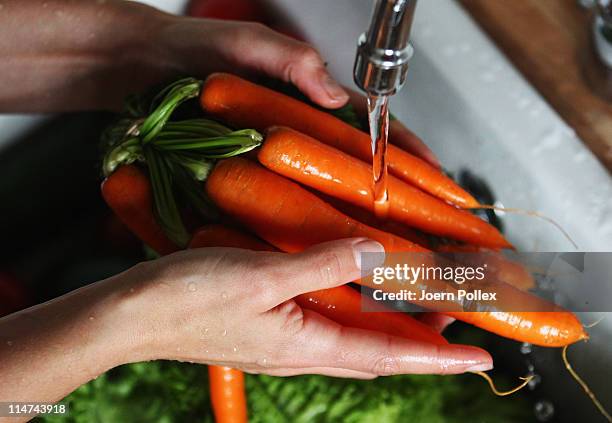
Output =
[
  {"x1": 520, "y1": 342, "x2": 533, "y2": 355},
  {"x1": 367, "y1": 94, "x2": 390, "y2": 219},
  {"x1": 534, "y1": 400, "x2": 555, "y2": 422}
]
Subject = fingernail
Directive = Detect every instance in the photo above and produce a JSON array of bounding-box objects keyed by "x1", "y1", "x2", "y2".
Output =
[
  {"x1": 352, "y1": 239, "x2": 385, "y2": 274},
  {"x1": 321, "y1": 74, "x2": 349, "y2": 103},
  {"x1": 466, "y1": 362, "x2": 494, "y2": 372}
]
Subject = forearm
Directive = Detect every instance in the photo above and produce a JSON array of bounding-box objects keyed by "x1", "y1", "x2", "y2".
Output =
[
  {"x1": 0, "y1": 0, "x2": 176, "y2": 113},
  {"x1": 0, "y1": 271, "x2": 147, "y2": 409}
]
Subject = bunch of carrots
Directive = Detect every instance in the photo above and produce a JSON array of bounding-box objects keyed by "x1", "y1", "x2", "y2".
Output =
[{"x1": 101, "y1": 74, "x2": 603, "y2": 422}]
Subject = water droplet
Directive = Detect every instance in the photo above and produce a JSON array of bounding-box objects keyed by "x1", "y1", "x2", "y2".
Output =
[
  {"x1": 257, "y1": 357, "x2": 269, "y2": 367},
  {"x1": 204, "y1": 349, "x2": 209, "y2": 354},
  {"x1": 7, "y1": 340, "x2": 13, "y2": 346},
  {"x1": 528, "y1": 373, "x2": 541, "y2": 390},
  {"x1": 221, "y1": 291, "x2": 228, "y2": 300},
  {"x1": 187, "y1": 282, "x2": 197, "y2": 292},
  {"x1": 221, "y1": 353, "x2": 225, "y2": 358},
  {"x1": 534, "y1": 400, "x2": 554, "y2": 421},
  {"x1": 221, "y1": 329, "x2": 227, "y2": 336},
  {"x1": 89, "y1": 316, "x2": 95, "y2": 321},
  {"x1": 232, "y1": 346, "x2": 238, "y2": 353},
  {"x1": 204, "y1": 328, "x2": 210, "y2": 334},
  {"x1": 520, "y1": 342, "x2": 532, "y2": 355}
]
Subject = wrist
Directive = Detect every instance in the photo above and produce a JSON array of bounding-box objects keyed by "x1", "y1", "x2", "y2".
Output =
[{"x1": 89, "y1": 263, "x2": 163, "y2": 366}]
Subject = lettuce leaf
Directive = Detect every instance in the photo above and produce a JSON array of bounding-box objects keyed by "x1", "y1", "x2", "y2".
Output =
[{"x1": 38, "y1": 360, "x2": 531, "y2": 423}]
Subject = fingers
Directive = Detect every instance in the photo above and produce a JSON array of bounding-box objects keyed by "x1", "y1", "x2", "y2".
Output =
[
  {"x1": 224, "y1": 23, "x2": 349, "y2": 109},
  {"x1": 255, "y1": 238, "x2": 384, "y2": 309},
  {"x1": 417, "y1": 313, "x2": 456, "y2": 333},
  {"x1": 287, "y1": 310, "x2": 492, "y2": 375},
  {"x1": 345, "y1": 88, "x2": 440, "y2": 168},
  {"x1": 261, "y1": 367, "x2": 376, "y2": 379}
]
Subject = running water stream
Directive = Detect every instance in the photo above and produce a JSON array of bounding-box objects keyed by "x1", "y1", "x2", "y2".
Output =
[{"x1": 367, "y1": 94, "x2": 391, "y2": 219}]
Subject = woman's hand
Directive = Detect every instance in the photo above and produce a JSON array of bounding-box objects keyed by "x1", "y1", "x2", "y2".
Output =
[
  {"x1": 0, "y1": 238, "x2": 492, "y2": 406},
  {"x1": 157, "y1": 18, "x2": 350, "y2": 110},
  {"x1": 0, "y1": 0, "x2": 437, "y2": 165},
  {"x1": 0, "y1": 0, "x2": 347, "y2": 112},
  {"x1": 126, "y1": 238, "x2": 492, "y2": 378}
]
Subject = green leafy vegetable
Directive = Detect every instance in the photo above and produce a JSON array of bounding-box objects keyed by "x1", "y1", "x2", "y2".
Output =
[{"x1": 37, "y1": 361, "x2": 531, "y2": 423}]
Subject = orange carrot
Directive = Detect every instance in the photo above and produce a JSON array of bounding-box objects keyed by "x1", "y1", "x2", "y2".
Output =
[
  {"x1": 444, "y1": 312, "x2": 585, "y2": 347},
  {"x1": 318, "y1": 193, "x2": 431, "y2": 248},
  {"x1": 436, "y1": 244, "x2": 535, "y2": 292},
  {"x1": 207, "y1": 366, "x2": 248, "y2": 423},
  {"x1": 200, "y1": 73, "x2": 479, "y2": 208},
  {"x1": 205, "y1": 158, "x2": 587, "y2": 347},
  {"x1": 101, "y1": 165, "x2": 179, "y2": 256},
  {"x1": 294, "y1": 285, "x2": 448, "y2": 346},
  {"x1": 258, "y1": 127, "x2": 510, "y2": 249},
  {"x1": 190, "y1": 224, "x2": 274, "y2": 251},
  {"x1": 206, "y1": 158, "x2": 426, "y2": 254},
  {"x1": 189, "y1": 224, "x2": 447, "y2": 346}
]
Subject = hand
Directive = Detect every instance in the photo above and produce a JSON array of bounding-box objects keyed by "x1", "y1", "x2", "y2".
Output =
[
  {"x1": 158, "y1": 18, "x2": 438, "y2": 166},
  {"x1": 158, "y1": 18, "x2": 349, "y2": 110},
  {"x1": 125, "y1": 238, "x2": 492, "y2": 378},
  {"x1": 0, "y1": 238, "x2": 492, "y2": 404}
]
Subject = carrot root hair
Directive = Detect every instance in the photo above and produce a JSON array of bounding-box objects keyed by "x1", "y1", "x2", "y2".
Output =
[
  {"x1": 473, "y1": 371, "x2": 533, "y2": 397},
  {"x1": 584, "y1": 315, "x2": 605, "y2": 329},
  {"x1": 471, "y1": 205, "x2": 578, "y2": 250},
  {"x1": 562, "y1": 344, "x2": 612, "y2": 422}
]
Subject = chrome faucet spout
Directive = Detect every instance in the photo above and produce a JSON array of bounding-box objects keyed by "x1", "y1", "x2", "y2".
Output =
[{"x1": 353, "y1": 0, "x2": 417, "y2": 96}]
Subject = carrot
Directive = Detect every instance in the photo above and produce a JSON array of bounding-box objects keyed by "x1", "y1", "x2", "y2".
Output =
[
  {"x1": 205, "y1": 158, "x2": 587, "y2": 347},
  {"x1": 445, "y1": 312, "x2": 585, "y2": 347},
  {"x1": 200, "y1": 73, "x2": 479, "y2": 208},
  {"x1": 190, "y1": 224, "x2": 274, "y2": 251},
  {"x1": 317, "y1": 193, "x2": 431, "y2": 248},
  {"x1": 294, "y1": 285, "x2": 448, "y2": 346},
  {"x1": 101, "y1": 165, "x2": 179, "y2": 256},
  {"x1": 206, "y1": 157, "x2": 426, "y2": 254},
  {"x1": 436, "y1": 244, "x2": 535, "y2": 292},
  {"x1": 189, "y1": 224, "x2": 447, "y2": 346},
  {"x1": 208, "y1": 366, "x2": 248, "y2": 423},
  {"x1": 258, "y1": 127, "x2": 510, "y2": 249}
]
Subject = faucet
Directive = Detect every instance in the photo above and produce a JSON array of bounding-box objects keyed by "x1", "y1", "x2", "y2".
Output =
[{"x1": 353, "y1": 0, "x2": 418, "y2": 97}]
